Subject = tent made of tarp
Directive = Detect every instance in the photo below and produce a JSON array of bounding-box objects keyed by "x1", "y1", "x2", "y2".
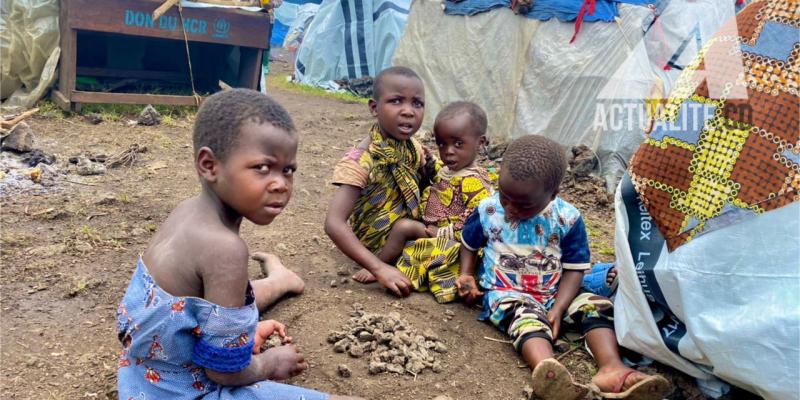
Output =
[
  {"x1": 293, "y1": 0, "x2": 411, "y2": 89},
  {"x1": 613, "y1": 3, "x2": 800, "y2": 398},
  {"x1": 392, "y1": 0, "x2": 736, "y2": 190},
  {"x1": 1, "y1": 0, "x2": 61, "y2": 111}
]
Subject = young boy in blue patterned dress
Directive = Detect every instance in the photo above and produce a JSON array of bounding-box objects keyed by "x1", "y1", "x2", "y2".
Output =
[
  {"x1": 456, "y1": 135, "x2": 671, "y2": 400},
  {"x1": 116, "y1": 89, "x2": 361, "y2": 400}
]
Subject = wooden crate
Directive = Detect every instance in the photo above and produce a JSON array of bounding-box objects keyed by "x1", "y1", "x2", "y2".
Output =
[{"x1": 52, "y1": 0, "x2": 270, "y2": 111}]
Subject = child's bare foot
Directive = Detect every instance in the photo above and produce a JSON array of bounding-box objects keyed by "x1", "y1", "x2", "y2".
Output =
[
  {"x1": 591, "y1": 366, "x2": 672, "y2": 399},
  {"x1": 261, "y1": 344, "x2": 308, "y2": 381},
  {"x1": 531, "y1": 358, "x2": 588, "y2": 400},
  {"x1": 252, "y1": 252, "x2": 305, "y2": 311},
  {"x1": 352, "y1": 268, "x2": 377, "y2": 283}
]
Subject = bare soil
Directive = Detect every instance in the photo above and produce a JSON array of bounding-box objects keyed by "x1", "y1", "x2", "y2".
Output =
[{"x1": 0, "y1": 66, "x2": 751, "y2": 400}]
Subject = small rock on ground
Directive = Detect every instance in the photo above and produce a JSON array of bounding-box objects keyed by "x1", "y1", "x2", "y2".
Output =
[
  {"x1": 138, "y1": 105, "x2": 161, "y2": 126},
  {"x1": 336, "y1": 364, "x2": 351, "y2": 378},
  {"x1": 2, "y1": 122, "x2": 34, "y2": 152},
  {"x1": 75, "y1": 158, "x2": 106, "y2": 176},
  {"x1": 84, "y1": 113, "x2": 103, "y2": 125}
]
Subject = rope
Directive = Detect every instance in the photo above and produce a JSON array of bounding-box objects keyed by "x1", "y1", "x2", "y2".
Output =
[
  {"x1": 177, "y1": 3, "x2": 202, "y2": 106},
  {"x1": 614, "y1": 17, "x2": 634, "y2": 51}
]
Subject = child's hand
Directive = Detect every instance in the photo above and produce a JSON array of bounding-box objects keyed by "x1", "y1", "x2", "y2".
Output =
[
  {"x1": 422, "y1": 145, "x2": 435, "y2": 163},
  {"x1": 253, "y1": 320, "x2": 292, "y2": 354},
  {"x1": 421, "y1": 147, "x2": 438, "y2": 180},
  {"x1": 425, "y1": 225, "x2": 438, "y2": 238},
  {"x1": 546, "y1": 309, "x2": 562, "y2": 340},
  {"x1": 456, "y1": 275, "x2": 483, "y2": 304},
  {"x1": 373, "y1": 263, "x2": 412, "y2": 297},
  {"x1": 261, "y1": 344, "x2": 308, "y2": 381}
]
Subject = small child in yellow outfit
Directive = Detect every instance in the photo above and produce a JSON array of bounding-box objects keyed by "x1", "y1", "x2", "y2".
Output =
[{"x1": 377, "y1": 101, "x2": 495, "y2": 303}]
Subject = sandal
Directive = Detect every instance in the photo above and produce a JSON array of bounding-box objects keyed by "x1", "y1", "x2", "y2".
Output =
[
  {"x1": 594, "y1": 370, "x2": 673, "y2": 400},
  {"x1": 531, "y1": 359, "x2": 589, "y2": 400},
  {"x1": 582, "y1": 263, "x2": 618, "y2": 298}
]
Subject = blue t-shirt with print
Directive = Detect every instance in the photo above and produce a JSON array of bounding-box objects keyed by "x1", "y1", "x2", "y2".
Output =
[{"x1": 461, "y1": 193, "x2": 591, "y2": 311}]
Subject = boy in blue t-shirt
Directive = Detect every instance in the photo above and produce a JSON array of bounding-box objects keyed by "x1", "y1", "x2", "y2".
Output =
[{"x1": 456, "y1": 135, "x2": 671, "y2": 400}]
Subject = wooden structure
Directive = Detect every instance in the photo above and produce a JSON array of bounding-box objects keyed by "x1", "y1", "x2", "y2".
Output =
[{"x1": 52, "y1": 0, "x2": 270, "y2": 111}]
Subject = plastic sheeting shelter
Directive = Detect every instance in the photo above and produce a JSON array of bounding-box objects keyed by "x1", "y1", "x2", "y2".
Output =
[
  {"x1": 1, "y1": 0, "x2": 60, "y2": 110},
  {"x1": 613, "y1": 2, "x2": 800, "y2": 399},
  {"x1": 271, "y1": 0, "x2": 323, "y2": 46},
  {"x1": 393, "y1": 0, "x2": 735, "y2": 190},
  {"x1": 293, "y1": 0, "x2": 411, "y2": 88}
]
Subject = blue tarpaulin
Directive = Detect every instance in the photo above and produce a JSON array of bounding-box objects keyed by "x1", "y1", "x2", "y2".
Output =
[
  {"x1": 444, "y1": 0, "x2": 652, "y2": 23},
  {"x1": 271, "y1": 0, "x2": 323, "y2": 46}
]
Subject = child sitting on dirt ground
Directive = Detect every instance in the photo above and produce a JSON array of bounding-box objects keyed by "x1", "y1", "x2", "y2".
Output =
[
  {"x1": 376, "y1": 101, "x2": 495, "y2": 303},
  {"x1": 455, "y1": 135, "x2": 671, "y2": 400},
  {"x1": 116, "y1": 89, "x2": 361, "y2": 400},
  {"x1": 325, "y1": 66, "x2": 429, "y2": 298}
]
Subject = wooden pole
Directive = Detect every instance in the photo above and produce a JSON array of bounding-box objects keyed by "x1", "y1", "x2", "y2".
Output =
[
  {"x1": 152, "y1": 0, "x2": 180, "y2": 21},
  {"x1": 1, "y1": 108, "x2": 39, "y2": 129}
]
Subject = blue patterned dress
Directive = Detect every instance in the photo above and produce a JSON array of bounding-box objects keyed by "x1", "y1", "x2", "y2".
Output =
[{"x1": 116, "y1": 258, "x2": 328, "y2": 400}]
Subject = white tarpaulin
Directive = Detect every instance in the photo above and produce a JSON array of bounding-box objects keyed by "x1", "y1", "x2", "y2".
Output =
[
  {"x1": 613, "y1": 175, "x2": 800, "y2": 400},
  {"x1": 393, "y1": 0, "x2": 540, "y2": 146},
  {"x1": 393, "y1": 0, "x2": 734, "y2": 190},
  {"x1": 1, "y1": 0, "x2": 60, "y2": 111},
  {"x1": 294, "y1": 0, "x2": 411, "y2": 87}
]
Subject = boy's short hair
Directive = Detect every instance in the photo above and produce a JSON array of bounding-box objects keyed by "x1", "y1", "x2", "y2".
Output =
[
  {"x1": 502, "y1": 135, "x2": 567, "y2": 194},
  {"x1": 193, "y1": 89, "x2": 295, "y2": 161},
  {"x1": 372, "y1": 66, "x2": 422, "y2": 100},
  {"x1": 434, "y1": 101, "x2": 488, "y2": 137}
]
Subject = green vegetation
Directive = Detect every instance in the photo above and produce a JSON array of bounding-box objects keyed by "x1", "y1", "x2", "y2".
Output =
[
  {"x1": 80, "y1": 103, "x2": 196, "y2": 122},
  {"x1": 598, "y1": 245, "x2": 616, "y2": 256},
  {"x1": 266, "y1": 74, "x2": 369, "y2": 104},
  {"x1": 35, "y1": 99, "x2": 196, "y2": 122},
  {"x1": 36, "y1": 100, "x2": 67, "y2": 119}
]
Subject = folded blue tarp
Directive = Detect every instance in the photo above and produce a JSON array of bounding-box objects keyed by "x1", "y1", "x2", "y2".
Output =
[
  {"x1": 444, "y1": 0, "x2": 651, "y2": 23},
  {"x1": 271, "y1": 0, "x2": 323, "y2": 46}
]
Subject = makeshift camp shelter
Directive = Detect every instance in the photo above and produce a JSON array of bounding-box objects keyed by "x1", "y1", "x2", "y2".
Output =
[
  {"x1": 613, "y1": 2, "x2": 799, "y2": 399},
  {"x1": 293, "y1": 0, "x2": 411, "y2": 89},
  {"x1": 393, "y1": 0, "x2": 735, "y2": 190},
  {"x1": 286, "y1": 0, "x2": 737, "y2": 188},
  {"x1": 270, "y1": 0, "x2": 323, "y2": 47},
  {"x1": 1, "y1": 0, "x2": 61, "y2": 110}
]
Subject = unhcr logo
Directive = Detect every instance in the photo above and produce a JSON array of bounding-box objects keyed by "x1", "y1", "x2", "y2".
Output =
[{"x1": 212, "y1": 18, "x2": 231, "y2": 39}]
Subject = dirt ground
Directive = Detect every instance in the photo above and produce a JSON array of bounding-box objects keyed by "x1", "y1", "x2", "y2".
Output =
[{"x1": 0, "y1": 66, "x2": 756, "y2": 399}]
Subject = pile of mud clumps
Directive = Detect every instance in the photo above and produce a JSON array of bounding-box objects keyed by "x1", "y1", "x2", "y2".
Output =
[{"x1": 327, "y1": 303, "x2": 448, "y2": 376}]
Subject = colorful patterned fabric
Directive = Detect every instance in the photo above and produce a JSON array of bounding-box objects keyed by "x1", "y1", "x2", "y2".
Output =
[
  {"x1": 396, "y1": 235, "x2": 462, "y2": 303},
  {"x1": 421, "y1": 161, "x2": 495, "y2": 232},
  {"x1": 116, "y1": 259, "x2": 328, "y2": 400},
  {"x1": 331, "y1": 124, "x2": 424, "y2": 252},
  {"x1": 485, "y1": 291, "x2": 614, "y2": 351},
  {"x1": 630, "y1": 0, "x2": 799, "y2": 251},
  {"x1": 461, "y1": 194, "x2": 591, "y2": 311},
  {"x1": 395, "y1": 162, "x2": 495, "y2": 303}
]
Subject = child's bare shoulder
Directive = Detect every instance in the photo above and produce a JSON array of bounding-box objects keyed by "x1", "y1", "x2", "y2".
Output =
[
  {"x1": 193, "y1": 228, "x2": 249, "y2": 269},
  {"x1": 155, "y1": 199, "x2": 249, "y2": 272},
  {"x1": 174, "y1": 212, "x2": 250, "y2": 306}
]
